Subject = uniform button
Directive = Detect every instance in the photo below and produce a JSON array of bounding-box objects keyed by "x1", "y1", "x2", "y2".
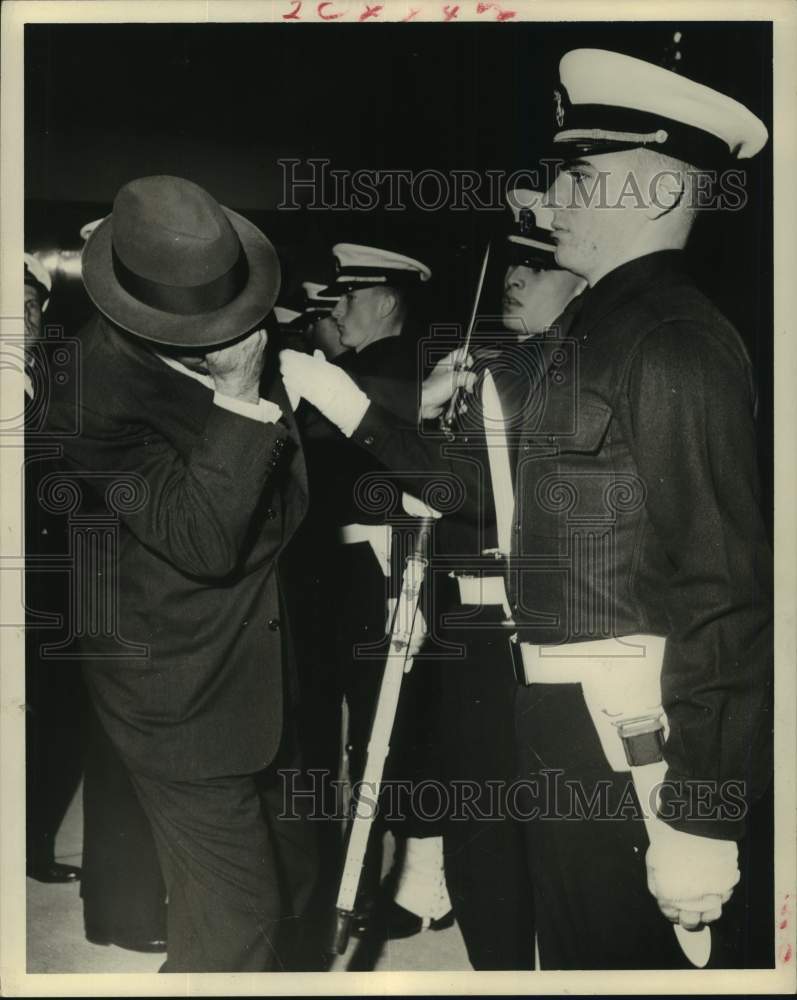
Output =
[
  {"x1": 363, "y1": 435, "x2": 375, "y2": 446},
  {"x1": 268, "y1": 618, "x2": 280, "y2": 631},
  {"x1": 265, "y1": 508, "x2": 276, "y2": 520}
]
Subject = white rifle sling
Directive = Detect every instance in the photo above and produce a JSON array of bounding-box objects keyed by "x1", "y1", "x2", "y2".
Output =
[{"x1": 480, "y1": 369, "x2": 514, "y2": 619}]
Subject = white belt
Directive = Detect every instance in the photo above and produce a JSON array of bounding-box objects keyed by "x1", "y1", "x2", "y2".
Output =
[
  {"x1": 453, "y1": 574, "x2": 508, "y2": 608},
  {"x1": 339, "y1": 523, "x2": 392, "y2": 578},
  {"x1": 518, "y1": 634, "x2": 668, "y2": 772}
]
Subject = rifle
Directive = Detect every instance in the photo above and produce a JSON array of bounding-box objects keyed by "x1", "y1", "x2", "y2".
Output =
[{"x1": 329, "y1": 512, "x2": 436, "y2": 955}]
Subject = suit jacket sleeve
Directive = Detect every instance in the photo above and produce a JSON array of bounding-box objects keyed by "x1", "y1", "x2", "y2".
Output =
[
  {"x1": 53, "y1": 399, "x2": 289, "y2": 581},
  {"x1": 622, "y1": 321, "x2": 773, "y2": 840}
]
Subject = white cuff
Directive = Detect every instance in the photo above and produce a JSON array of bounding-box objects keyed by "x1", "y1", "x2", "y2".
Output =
[
  {"x1": 338, "y1": 394, "x2": 371, "y2": 438},
  {"x1": 213, "y1": 392, "x2": 282, "y2": 424}
]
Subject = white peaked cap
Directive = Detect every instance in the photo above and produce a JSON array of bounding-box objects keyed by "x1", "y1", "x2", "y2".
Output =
[
  {"x1": 504, "y1": 189, "x2": 559, "y2": 269},
  {"x1": 327, "y1": 243, "x2": 432, "y2": 292},
  {"x1": 274, "y1": 306, "x2": 302, "y2": 326},
  {"x1": 505, "y1": 189, "x2": 555, "y2": 232},
  {"x1": 80, "y1": 217, "x2": 106, "y2": 243},
  {"x1": 301, "y1": 281, "x2": 340, "y2": 308},
  {"x1": 554, "y1": 48, "x2": 768, "y2": 164}
]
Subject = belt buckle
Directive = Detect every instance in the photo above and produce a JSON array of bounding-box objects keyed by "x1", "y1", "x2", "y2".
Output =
[{"x1": 614, "y1": 714, "x2": 665, "y2": 767}]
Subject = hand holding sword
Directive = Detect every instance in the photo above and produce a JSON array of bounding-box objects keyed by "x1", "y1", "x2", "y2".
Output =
[{"x1": 420, "y1": 347, "x2": 477, "y2": 420}]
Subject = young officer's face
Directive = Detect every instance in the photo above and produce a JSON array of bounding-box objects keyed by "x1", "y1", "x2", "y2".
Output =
[
  {"x1": 502, "y1": 264, "x2": 583, "y2": 339},
  {"x1": 331, "y1": 287, "x2": 382, "y2": 351},
  {"x1": 547, "y1": 150, "x2": 648, "y2": 284},
  {"x1": 310, "y1": 314, "x2": 347, "y2": 359}
]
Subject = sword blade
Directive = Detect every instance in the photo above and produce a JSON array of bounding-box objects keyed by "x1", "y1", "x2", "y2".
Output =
[{"x1": 481, "y1": 369, "x2": 515, "y2": 557}]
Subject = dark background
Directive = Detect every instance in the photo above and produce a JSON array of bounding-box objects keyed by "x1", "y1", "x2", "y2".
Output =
[{"x1": 24, "y1": 20, "x2": 774, "y2": 511}]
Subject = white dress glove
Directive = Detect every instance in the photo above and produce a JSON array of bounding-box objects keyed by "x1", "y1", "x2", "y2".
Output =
[
  {"x1": 279, "y1": 349, "x2": 370, "y2": 437},
  {"x1": 646, "y1": 824, "x2": 740, "y2": 929}
]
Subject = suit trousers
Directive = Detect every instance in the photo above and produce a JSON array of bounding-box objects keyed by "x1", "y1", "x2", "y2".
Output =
[
  {"x1": 438, "y1": 603, "x2": 534, "y2": 970},
  {"x1": 81, "y1": 706, "x2": 167, "y2": 943},
  {"x1": 126, "y1": 740, "x2": 319, "y2": 973},
  {"x1": 514, "y1": 683, "x2": 769, "y2": 970}
]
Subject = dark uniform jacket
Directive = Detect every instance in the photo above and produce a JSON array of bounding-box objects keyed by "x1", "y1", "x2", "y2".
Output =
[
  {"x1": 350, "y1": 250, "x2": 772, "y2": 839},
  {"x1": 45, "y1": 316, "x2": 308, "y2": 781},
  {"x1": 299, "y1": 333, "x2": 418, "y2": 530}
]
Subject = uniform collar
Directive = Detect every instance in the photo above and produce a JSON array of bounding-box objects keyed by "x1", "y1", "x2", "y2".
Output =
[{"x1": 574, "y1": 250, "x2": 686, "y2": 341}]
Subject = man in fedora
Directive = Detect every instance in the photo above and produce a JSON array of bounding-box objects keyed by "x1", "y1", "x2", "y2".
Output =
[{"x1": 45, "y1": 175, "x2": 315, "y2": 972}]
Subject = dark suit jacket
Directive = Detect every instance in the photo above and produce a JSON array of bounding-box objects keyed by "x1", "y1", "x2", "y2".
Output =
[{"x1": 46, "y1": 315, "x2": 308, "y2": 781}]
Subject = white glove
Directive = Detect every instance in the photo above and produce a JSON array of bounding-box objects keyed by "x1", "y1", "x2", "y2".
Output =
[
  {"x1": 645, "y1": 824, "x2": 740, "y2": 930},
  {"x1": 279, "y1": 349, "x2": 370, "y2": 437},
  {"x1": 401, "y1": 491, "x2": 442, "y2": 520},
  {"x1": 385, "y1": 597, "x2": 427, "y2": 671}
]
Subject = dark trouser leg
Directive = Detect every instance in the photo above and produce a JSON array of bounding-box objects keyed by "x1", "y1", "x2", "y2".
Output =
[
  {"x1": 25, "y1": 647, "x2": 86, "y2": 871},
  {"x1": 128, "y1": 768, "x2": 285, "y2": 972},
  {"x1": 81, "y1": 706, "x2": 167, "y2": 943},
  {"x1": 256, "y1": 742, "x2": 322, "y2": 971},
  {"x1": 514, "y1": 683, "x2": 754, "y2": 971},
  {"x1": 439, "y1": 615, "x2": 534, "y2": 970}
]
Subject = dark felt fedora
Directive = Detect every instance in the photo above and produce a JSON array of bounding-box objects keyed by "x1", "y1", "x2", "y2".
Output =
[{"x1": 81, "y1": 175, "x2": 281, "y2": 347}]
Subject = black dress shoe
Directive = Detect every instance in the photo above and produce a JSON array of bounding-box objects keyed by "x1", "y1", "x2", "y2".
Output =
[
  {"x1": 26, "y1": 861, "x2": 81, "y2": 883},
  {"x1": 85, "y1": 929, "x2": 167, "y2": 954},
  {"x1": 378, "y1": 899, "x2": 455, "y2": 940}
]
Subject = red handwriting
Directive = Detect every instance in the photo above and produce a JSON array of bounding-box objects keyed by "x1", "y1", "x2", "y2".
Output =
[
  {"x1": 777, "y1": 894, "x2": 793, "y2": 965},
  {"x1": 359, "y1": 3, "x2": 382, "y2": 19},
  {"x1": 318, "y1": 1, "x2": 346, "y2": 17},
  {"x1": 281, "y1": 1, "x2": 516, "y2": 20}
]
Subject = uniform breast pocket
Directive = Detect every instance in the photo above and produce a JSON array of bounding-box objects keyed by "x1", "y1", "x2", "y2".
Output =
[{"x1": 519, "y1": 401, "x2": 616, "y2": 541}]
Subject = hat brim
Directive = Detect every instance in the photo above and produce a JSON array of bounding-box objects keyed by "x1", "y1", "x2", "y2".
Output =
[
  {"x1": 81, "y1": 208, "x2": 281, "y2": 348},
  {"x1": 503, "y1": 240, "x2": 560, "y2": 271}
]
